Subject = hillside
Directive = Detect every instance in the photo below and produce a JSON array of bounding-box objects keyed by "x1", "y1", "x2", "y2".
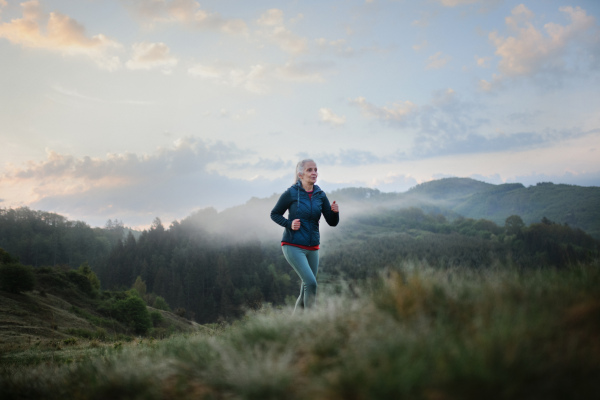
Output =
[
  {"x1": 2, "y1": 263, "x2": 599, "y2": 399},
  {"x1": 0, "y1": 262, "x2": 204, "y2": 355},
  {"x1": 451, "y1": 182, "x2": 600, "y2": 237},
  {"x1": 208, "y1": 178, "x2": 600, "y2": 240}
]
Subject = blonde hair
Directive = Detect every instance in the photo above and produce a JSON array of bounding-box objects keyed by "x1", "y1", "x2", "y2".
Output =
[{"x1": 294, "y1": 159, "x2": 315, "y2": 184}]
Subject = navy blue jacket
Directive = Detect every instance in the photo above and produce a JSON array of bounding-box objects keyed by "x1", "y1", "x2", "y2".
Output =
[{"x1": 270, "y1": 182, "x2": 339, "y2": 247}]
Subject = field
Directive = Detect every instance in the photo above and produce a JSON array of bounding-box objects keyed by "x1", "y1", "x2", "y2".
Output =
[{"x1": 2, "y1": 261, "x2": 599, "y2": 400}]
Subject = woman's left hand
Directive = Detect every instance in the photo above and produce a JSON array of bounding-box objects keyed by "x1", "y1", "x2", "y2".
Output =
[{"x1": 331, "y1": 200, "x2": 339, "y2": 213}]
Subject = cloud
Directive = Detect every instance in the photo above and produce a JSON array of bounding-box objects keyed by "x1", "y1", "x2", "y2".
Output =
[
  {"x1": 350, "y1": 88, "x2": 593, "y2": 160},
  {"x1": 435, "y1": 0, "x2": 479, "y2": 6},
  {"x1": 126, "y1": 42, "x2": 178, "y2": 72},
  {"x1": 426, "y1": 51, "x2": 451, "y2": 69},
  {"x1": 434, "y1": 0, "x2": 501, "y2": 9},
  {"x1": 371, "y1": 172, "x2": 419, "y2": 193},
  {"x1": 484, "y1": 4, "x2": 597, "y2": 87},
  {"x1": 475, "y1": 55, "x2": 491, "y2": 68},
  {"x1": 511, "y1": 170, "x2": 600, "y2": 188},
  {"x1": 275, "y1": 60, "x2": 330, "y2": 82},
  {"x1": 296, "y1": 149, "x2": 386, "y2": 168},
  {"x1": 50, "y1": 84, "x2": 154, "y2": 106},
  {"x1": 188, "y1": 63, "x2": 269, "y2": 93},
  {"x1": 0, "y1": 137, "x2": 287, "y2": 227},
  {"x1": 256, "y1": 8, "x2": 308, "y2": 54},
  {"x1": 188, "y1": 59, "x2": 330, "y2": 92},
  {"x1": 0, "y1": 0, "x2": 122, "y2": 70},
  {"x1": 319, "y1": 108, "x2": 346, "y2": 127},
  {"x1": 122, "y1": 0, "x2": 247, "y2": 34},
  {"x1": 350, "y1": 96, "x2": 417, "y2": 124},
  {"x1": 315, "y1": 38, "x2": 354, "y2": 56}
]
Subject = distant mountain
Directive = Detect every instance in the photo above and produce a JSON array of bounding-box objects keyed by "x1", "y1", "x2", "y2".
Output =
[
  {"x1": 399, "y1": 178, "x2": 599, "y2": 238},
  {"x1": 218, "y1": 178, "x2": 599, "y2": 239}
]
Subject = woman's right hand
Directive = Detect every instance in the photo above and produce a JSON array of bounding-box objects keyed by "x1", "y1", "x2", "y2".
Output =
[{"x1": 291, "y1": 219, "x2": 301, "y2": 230}]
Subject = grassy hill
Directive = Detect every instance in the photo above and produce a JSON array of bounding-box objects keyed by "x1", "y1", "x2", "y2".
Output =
[
  {"x1": 0, "y1": 263, "x2": 205, "y2": 359},
  {"x1": 398, "y1": 178, "x2": 600, "y2": 238},
  {"x1": 2, "y1": 262, "x2": 599, "y2": 399}
]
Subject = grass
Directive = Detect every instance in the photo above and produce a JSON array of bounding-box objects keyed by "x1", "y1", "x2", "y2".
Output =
[{"x1": 1, "y1": 261, "x2": 599, "y2": 400}]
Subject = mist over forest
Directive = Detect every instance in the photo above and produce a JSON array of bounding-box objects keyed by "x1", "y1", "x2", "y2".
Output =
[
  {"x1": 1, "y1": 178, "x2": 598, "y2": 323},
  {"x1": 2, "y1": 177, "x2": 600, "y2": 399}
]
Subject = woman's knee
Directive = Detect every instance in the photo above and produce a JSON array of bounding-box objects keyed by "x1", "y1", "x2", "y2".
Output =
[{"x1": 304, "y1": 278, "x2": 317, "y2": 293}]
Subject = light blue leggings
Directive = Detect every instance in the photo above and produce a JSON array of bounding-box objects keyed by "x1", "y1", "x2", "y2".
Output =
[{"x1": 281, "y1": 245, "x2": 319, "y2": 312}]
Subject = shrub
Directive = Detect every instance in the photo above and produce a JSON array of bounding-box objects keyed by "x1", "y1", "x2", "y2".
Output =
[
  {"x1": 0, "y1": 263, "x2": 35, "y2": 293},
  {"x1": 153, "y1": 296, "x2": 171, "y2": 311},
  {"x1": 150, "y1": 310, "x2": 164, "y2": 327},
  {"x1": 66, "y1": 270, "x2": 94, "y2": 296},
  {"x1": 112, "y1": 296, "x2": 153, "y2": 335},
  {"x1": 0, "y1": 247, "x2": 18, "y2": 264}
]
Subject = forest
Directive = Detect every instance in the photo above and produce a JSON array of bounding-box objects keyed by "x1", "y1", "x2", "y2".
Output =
[
  {"x1": 2, "y1": 179, "x2": 600, "y2": 399},
  {"x1": 1, "y1": 178, "x2": 598, "y2": 324}
]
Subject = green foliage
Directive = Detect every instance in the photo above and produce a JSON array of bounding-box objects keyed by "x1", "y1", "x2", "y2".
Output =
[
  {"x1": 505, "y1": 214, "x2": 525, "y2": 235},
  {"x1": 152, "y1": 296, "x2": 171, "y2": 311},
  {"x1": 78, "y1": 262, "x2": 101, "y2": 292},
  {"x1": 2, "y1": 262, "x2": 599, "y2": 399},
  {"x1": 0, "y1": 262, "x2": 35, "y2": 293},
  {"x1": 0, "y1": 207, "x2": 116, "y2": 268},
  {"x1": 0, "y1": 247, "x2": 18, "y2": 264},
  {"x1": 66, "y1": 270, "x2": 94, "y2": 295},
  {"x1": 108, "y1": 295, "x2": 153, "y2": 335},
  {"x1": 132, "y1": 275, "x2": 147, "y2": 298},
  {"x1": 150, "y1": 310, "x2": 164, "y2": 327}
]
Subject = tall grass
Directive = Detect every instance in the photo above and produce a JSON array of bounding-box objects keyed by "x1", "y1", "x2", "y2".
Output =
[{"x1": 2, "y1": 261, "x2": 599, "y2": 399}]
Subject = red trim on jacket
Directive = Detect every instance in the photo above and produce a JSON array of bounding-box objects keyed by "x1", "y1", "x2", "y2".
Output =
[{"x1": 281, "y1": 242, "x2": 319, "y2": 251}]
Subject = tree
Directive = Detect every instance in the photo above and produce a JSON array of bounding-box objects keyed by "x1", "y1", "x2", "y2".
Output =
[
  {"x1": 132, "y1": 275, "x2": 147, "y2": 299},
  {"x1": 0, "y1": 263, "x2": 35, "y2": 293},
  {"x1": 505, "y1": 215, "x2": 525, "y2": 236},
  {"x1": 78, "y1": 262, "x2": 101, "y2": 292},
  {"x1": 153, "y1": 296, "x2": 171, "y2": 311},
  {"x1": 113, "y1": 296, "x2": 152, "y2": 334}
]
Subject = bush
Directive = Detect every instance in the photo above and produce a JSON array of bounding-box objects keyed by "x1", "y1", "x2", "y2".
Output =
[
  {"x1": 66, "y1": 270, "x2": 94, "y2": 296},
  {"x1": 0, "y1": 263, "x2": 35, "y2": 293},
  {"x1": 112, "y1": 296, "x2": 153, "y2": 335},
  {"x1": 153, "y1": 296, "x2": 171, "y2": 311},
  {"x1": 150, "y1": 310, "x2": 164, "y2": 327},
  {"x1": 0, "y1": 247, "x2": 18, "y2": 264}
]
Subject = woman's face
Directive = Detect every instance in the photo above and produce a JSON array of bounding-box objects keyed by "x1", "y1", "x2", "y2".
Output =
[{"x1": 300, "y1": 161, "x2": 318, "y2": 185}]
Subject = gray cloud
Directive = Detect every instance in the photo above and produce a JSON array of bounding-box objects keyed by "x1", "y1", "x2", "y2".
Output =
[
  {"x1": 2, "y1": 137, "x2": 280, "y2": 227},
  {"x1": 511, "y1": 170, "x2": 600, "y2": 188},
  {"x1": 297, "y1": 149, "x2": 387, "y2": 167},
  {"x1": 412, "y1": 128, "x2": 594, "y2": 159}
]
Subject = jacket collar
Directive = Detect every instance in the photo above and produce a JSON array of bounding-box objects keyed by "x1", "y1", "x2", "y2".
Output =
[{"x1": 294, "y1": 180, "x2": 321, "y2": 193}]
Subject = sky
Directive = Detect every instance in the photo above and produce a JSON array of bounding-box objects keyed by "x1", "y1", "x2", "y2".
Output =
[{"x1": 1, "y1": 0, "x2": 599, "y2": 228}]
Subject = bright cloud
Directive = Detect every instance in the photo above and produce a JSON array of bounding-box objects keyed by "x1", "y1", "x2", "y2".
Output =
[
  {"x1": 275, "y1": 61, "x2": 329, "y2": 82},
  {"x1": 1, "y1": 0, "x2": 599, "y2": 227},
  {"x1": 489, "y1": 5, "x2": 597, "y2": 77},
  {"x1": 256, "y1": 8, "x2": 308, "y2": 54},
  {"x1": 0, "y1": 138, "x2": 269, "y2": 225},
  {"x1": 126, "y1": 42, "x2": 178, "y2": 72},
  {"x1": 188, "y1": 63, "x2": 269, "y2": 93},
  {"x1": 0, "y1": 0, "x2": 122, "y2": 70},
  {"x1": 351, "y1": 97, "x2": 418, "y2": 123},
  {"x1": 122, "y1": 0, "x2": 247, "y2": 34},
  {"x1": 319, "y1": 108, "x2": 346, "y2": 126}
]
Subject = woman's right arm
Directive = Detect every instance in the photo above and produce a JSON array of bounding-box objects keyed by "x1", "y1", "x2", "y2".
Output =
[{"x1": 270, "y1": 190, "x2": 293, "y2": 229}]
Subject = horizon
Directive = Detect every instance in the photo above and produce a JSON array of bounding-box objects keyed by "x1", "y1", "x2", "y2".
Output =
[
  {"x1": 2, "y1": 176, "x2": 596, "y2": 231},
  {"x1": 1, "y1": 0, "x2": 599, "y2": 229}
]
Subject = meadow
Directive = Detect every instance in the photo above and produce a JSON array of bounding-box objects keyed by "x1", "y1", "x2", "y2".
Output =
[{"x1": 2, "y1": 260, "x2": 599, "y2": 400}]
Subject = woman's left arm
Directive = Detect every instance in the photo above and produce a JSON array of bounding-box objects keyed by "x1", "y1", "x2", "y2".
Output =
[{"x1": 322, "y1": 195, "x2": 339, "y2": 227}]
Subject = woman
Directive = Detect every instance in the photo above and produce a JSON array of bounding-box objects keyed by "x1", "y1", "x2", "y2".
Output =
[{"x1": 270, "y1": 159, "x2": 339, "y2": 312}]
